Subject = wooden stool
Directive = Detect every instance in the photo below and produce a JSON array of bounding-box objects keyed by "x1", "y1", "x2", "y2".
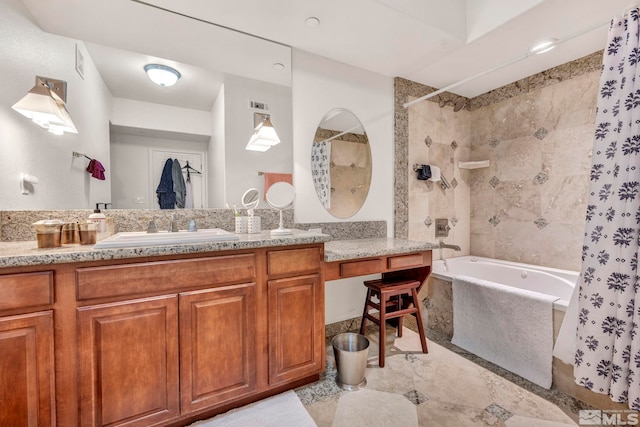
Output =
[{"x1": 359, "y1": 278, "x2": 428, "y2": 367}]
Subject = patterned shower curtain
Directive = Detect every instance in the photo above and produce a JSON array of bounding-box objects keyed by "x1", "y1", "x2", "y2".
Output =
[
  {"x1": 311, "y1": 141, "x2": 331, "y2": 209},
  {"x1": 574, "y1": 8, "x2": 640, "y2": 411}
]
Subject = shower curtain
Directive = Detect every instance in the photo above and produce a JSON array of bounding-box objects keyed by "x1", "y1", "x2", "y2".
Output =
[
  {"x1": 574, "y1": 8, "x2": 640, "y2": 411},
  {"x1": 311, "y1": 141, "x2": 331, "y2": 209}
]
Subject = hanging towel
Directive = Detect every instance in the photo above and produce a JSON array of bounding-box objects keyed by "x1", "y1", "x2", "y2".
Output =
[
  {"x1": 263, "y1": 173, "x2": 293, "y2": 200},
  {"x1": 185, "y1": 174, "x2": 194, "y2": 209},
  {"x1": 172, "y1": 159, "x2": 186, "y2": 208},
  {"x1": 86, "y1": 159, "x2": 106, "y2": 180},
  {"x1": 156, "y1": 158, "x2": 176, "y2": 209},
  {"x1": 452, "y1": 275, "x2": 557, "y2": 389},
  {"x1": 417, "y1": 165, "x2": 431, "y2": 180}
]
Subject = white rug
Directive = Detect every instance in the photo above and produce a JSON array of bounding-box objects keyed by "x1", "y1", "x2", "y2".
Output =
[
  {"x1": 452, "y1": 275, "x2": 557, "y2": 389},
  {"x1": 189, "y1": 390, "x2": 317, "y2": 427}
]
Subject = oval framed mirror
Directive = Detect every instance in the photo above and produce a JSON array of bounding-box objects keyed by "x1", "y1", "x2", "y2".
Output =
[
  {"x1": 311, "y1": 108, "x2": 371, "y2": 218},
  {"x1": 266, "y1": 181, "x2": 295, "y2": 235}
]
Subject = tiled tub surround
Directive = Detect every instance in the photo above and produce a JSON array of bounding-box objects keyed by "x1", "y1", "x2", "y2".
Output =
[
  {"x1": 468, "y1": 67, "x2": 598, "y2": 271},
  {"x1": 406, "y1": 96, "x2": 471, "y2": 261},
  {"x1": 395, "y1": 50, "x2": 603, "y2": 272}
]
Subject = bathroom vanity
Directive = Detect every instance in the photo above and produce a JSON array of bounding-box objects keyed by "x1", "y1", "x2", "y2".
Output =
[
  {"x1": 0, "y1": 231, "x2": 328, "y2": 427},
  {"x1": 0, "y1": 232, "x2": 437, "y2": 426}
]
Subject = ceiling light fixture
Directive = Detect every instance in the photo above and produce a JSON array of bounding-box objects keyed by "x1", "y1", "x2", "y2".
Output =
[
  {"x1": 246, "y1": 116, "x2": 281, "y2": 152},
  {"x1": 305, "y1": 17, "x2": 320, "y2": 27},
  {"x1": 528, "y1": 38, "x2": 559, "y2": 56},
  {"x1": 144, "y1": 64, "x2": 181, "y2": 87},
  {"x1": 273, "y1": 62, "x2": 285, "y2": 70},
  {"x1": 11, "y1": 76, "x2": 77, "y2": 135}
]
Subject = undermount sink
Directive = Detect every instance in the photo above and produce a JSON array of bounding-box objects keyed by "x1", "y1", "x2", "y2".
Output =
[{"x1": 93, "y1": 228, "x2": 240, "y2": 249}]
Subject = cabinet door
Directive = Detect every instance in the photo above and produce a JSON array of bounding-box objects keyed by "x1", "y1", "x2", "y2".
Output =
[
  {"x1": 0, "y1": 311, "x2": 54, "y2": 427},
  {"x1": 179, "y1": 283, "x2": 257, "y2": 413},
  {"x1": 268, "y1": 274, "x2": 323, "y2": 385},
  {"x1": 77, "y1": 295, "x2": 179, "y2": 427}
]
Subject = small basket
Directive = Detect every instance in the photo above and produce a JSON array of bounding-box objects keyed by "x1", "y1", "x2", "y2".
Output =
[
  {"x1": 247, "y1": 216, "x2": 261, "y2": 234},
  {"x1": 235, "y1": 216, "x2": 248, "y2": 233}
]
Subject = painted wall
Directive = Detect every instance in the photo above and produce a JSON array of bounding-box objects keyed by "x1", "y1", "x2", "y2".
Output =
[
  {"x1": 110, "y1": 98, "x2": 212, "y2": 137},
  {"x1": 208, "y1": 85, "x2": 226, "y2": 208},
  {"x1": 292, "y1": 49, "x2": 395, "y2": 324},
  {"x1": 223, "y1": 74, "x2": 293, "y2": 209},
  {"x1": 110, "y1": 132, "x2": 208, "y2": 209},
  {"x1": 0, "y1": 0, "x2": 111, "y2": 210}
]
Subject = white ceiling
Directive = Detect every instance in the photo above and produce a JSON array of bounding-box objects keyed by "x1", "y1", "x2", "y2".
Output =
[{"x1": 21, "y1": 0, "x2": 634, "y2": 110}]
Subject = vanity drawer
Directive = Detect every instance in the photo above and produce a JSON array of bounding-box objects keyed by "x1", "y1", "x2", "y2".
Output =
[
  {"x1": 267, "y1": 247, "x2": 322, "y2": 277},
  {"x1": 0, "y1": 271, "x2": 53, "y2": 311},
  {"x1": 340, "y1": 258, "x2": 383, "y2": 277},
  {"x1": 387, "y1": 253, "x2": 426, "y2": 270},
  {"x1": 76, "y1": 254, "x2": 256, "y2": 301}
]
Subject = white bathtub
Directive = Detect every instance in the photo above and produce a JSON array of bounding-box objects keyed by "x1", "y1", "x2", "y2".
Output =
[{"x1": 431, "y1": 256, "x2": 578, "y2": 311}]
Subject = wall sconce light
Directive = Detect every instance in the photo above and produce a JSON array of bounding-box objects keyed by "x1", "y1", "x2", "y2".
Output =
[
  {"x1": 245, "y1": 115, "x2": 281, "y2": 152},
  {"x1": 11, "y1": 76, "x2": 77, "y2": 135},
  {"x1": 144, "y1": 64, "x2": 181, "y2": 87}
]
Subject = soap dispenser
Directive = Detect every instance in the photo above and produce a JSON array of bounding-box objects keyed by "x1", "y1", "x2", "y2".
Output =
[{"x1": 88, "y1": 203, "x2": 108, "y2": 239}]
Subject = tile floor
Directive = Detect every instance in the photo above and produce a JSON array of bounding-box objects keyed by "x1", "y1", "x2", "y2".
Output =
[{"x1": 296, "y1": 327, "x2": 578, "y2": 427}]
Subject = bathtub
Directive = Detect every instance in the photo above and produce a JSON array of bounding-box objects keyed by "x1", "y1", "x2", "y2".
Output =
[{"x1": 431, "y1": 256, "x2": 578, "y2": 311}]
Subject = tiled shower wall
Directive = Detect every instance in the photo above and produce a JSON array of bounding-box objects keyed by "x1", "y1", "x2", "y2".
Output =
[
  {"x1": 469, "y1": 61, "x2": 600, "y2": 271},
  {"x1": 396, "y1": 51, "x2": 602, "y2": 271},
  {"x1": 407, "y1": 98, "x2": 471, "y2": 260}
]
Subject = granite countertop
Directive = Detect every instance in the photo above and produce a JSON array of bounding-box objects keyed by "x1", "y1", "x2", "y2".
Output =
[
  {"x1": 0, "y1": 229, "x2": 331, "y2": 268},
  {"x1": 324, "y1": 238, "x2": 438, "y2": 262}
]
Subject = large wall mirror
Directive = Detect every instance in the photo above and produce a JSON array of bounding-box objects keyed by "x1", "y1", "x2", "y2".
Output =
[
  {"x1": 0, "y1": 0, "x2": 292, "y2": 211},
  {"x1": 312, "y1": 108, "x2": 371, "y2": 218}
]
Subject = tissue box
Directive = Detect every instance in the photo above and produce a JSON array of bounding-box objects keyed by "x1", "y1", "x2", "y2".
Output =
[
  {"x1": 247, "y1": 217, "x2": 261, "y2": 234},
  {"x1": 235, "y1": 216, "x2": 248, "y2": 233}
]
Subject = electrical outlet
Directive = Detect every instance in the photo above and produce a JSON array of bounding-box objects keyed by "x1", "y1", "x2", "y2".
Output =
[{"x1": 133, "y1": 196, "x2": 145, "y2": 204}]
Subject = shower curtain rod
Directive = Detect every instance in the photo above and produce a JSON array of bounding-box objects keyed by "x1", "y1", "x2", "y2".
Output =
[{"x1": 403, "y1": 18, "x2": 614, "y2": 109}]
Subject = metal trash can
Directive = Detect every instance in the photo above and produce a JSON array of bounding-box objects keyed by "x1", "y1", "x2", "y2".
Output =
[{"x1": 332, "y1": 332, "x2": 370, "y2": 390}]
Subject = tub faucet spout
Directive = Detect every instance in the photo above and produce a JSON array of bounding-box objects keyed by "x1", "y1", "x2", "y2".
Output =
[{"x1": 439, "y1": 242, "x2": 461, "y2": 251}]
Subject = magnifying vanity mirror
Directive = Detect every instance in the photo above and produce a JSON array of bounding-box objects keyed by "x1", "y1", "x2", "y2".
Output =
[
  {"x1": 241, "y1": 188, "x2": 260, "y2": 212},
  {"x1": 311, "y1": 108, "x2": 371, "y2": 218},
  {"x1": 266, "y1": 182, "x2": 295, "y2": 236}
]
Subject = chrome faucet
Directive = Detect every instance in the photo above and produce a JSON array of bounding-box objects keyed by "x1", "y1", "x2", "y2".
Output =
[
  {"x1": 439, "y1": 241, "x2": 461, "y2": 251},
  {"x1": 168, "y1": 215, "x2": 179, "y2": 232}
]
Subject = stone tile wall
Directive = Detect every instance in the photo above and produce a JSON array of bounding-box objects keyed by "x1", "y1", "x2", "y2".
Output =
[
  {"x1": 397, "y1": 51, "x2": 603, "y2": 271},
  {"x1": 1, "y1": 209, "x2": 386, "y2": 242},
  {"x1": 469, "y1": 62, "x2": 600, "y2": 271},
  {"x1": 407, "y1": 97, "x2": 471, "y2": 260}
]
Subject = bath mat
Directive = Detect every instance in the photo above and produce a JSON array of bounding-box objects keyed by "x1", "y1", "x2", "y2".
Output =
[
  {"x1": 188, "y1": 390, "x2": 317, "y2": 427},
  {"x1": 452, "y1": 275, "x2": 557, "y2": 389}
]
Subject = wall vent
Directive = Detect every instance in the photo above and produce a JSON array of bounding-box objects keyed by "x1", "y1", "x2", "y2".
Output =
[{"x1": 249, "y1": 100, "x2": 269, "y2": 111}]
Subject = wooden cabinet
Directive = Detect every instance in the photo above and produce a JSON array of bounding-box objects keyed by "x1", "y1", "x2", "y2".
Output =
[
  {"x1": 267, "y1": 274, "x2": 323, "y2": 386},
  {"x1": 0, "y1": 311, "x2": 55, "y2": 427},
  {"x1": 70, "y1": 245, "x2": 322, "y2": 426},
  {"x1": 266, "y1": 247, "x2": 324, "y2": 386},
  {"x1": 179, "y1": 283, "x2": 257, "y2": 413},
  {"x1": 0, "y1": 243, "x2": 324, "y2": 426},
  {"x1": 77, "y1": 295, "x2": 180, "y2": 427},
  {"x1": 0, "y1": 271, "x2": 55, "y2": 427}
]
